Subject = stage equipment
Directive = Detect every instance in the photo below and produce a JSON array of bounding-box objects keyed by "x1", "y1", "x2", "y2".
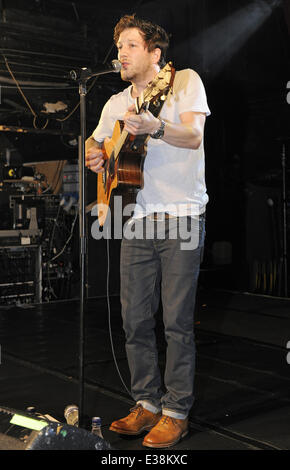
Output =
[
  {"x1": 0, "y1": 192, "x2": 77, "y2": 305},
  {"x1": 0, "y1": 405, "x2": 112, "y2": 450},
  {"x1": 0, "y1": 245, "x2": 42, "y2": 304}
]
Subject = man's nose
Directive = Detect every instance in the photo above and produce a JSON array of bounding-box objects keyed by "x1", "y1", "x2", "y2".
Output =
[{"x1": 119, "y1": 47, "x2": 129, "y2": 58}]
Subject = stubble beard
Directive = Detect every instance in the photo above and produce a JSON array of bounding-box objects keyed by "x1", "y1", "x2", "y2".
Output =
[
  {"x1": 120, "y1": 70, "x2": 134, "y2": 82},
  {"x1": 120, "y1": 60, "x2": 153, "y2": 84}
]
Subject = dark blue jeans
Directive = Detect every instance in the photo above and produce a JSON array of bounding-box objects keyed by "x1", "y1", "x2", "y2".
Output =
[{"x1": 120, "y1": 215, "x2": 205, "y2": 418}]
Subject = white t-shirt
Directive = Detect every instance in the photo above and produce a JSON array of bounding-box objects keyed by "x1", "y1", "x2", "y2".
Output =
[{"x1": 92, "y1": 68, "x2": 211, "y2": 217}]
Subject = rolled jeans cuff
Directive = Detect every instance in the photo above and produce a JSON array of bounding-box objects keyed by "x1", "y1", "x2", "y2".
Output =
[
  {"x1": 137, "y1": 400, "x2": 161, "y2": 414},
  {"x1": 162, "y1": 408, "x2": 188, "y2": 420}
]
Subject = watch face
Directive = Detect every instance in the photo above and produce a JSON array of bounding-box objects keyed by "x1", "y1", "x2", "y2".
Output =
[{"x1": 151, "y1": 120, "x2": 165, "y2": 139}]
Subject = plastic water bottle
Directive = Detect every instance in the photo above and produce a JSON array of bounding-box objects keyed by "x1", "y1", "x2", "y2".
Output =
[
  {"x1": 64, "y1": 404, "x2": 79, "y2": 427},
  {"x1": 91, "y1": 416, "x2": 103, "y2": 438}
]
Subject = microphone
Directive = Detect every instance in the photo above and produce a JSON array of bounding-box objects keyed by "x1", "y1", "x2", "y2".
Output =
[{"x1": 69, "y1": 60, "x2": 121, "y2": 81}]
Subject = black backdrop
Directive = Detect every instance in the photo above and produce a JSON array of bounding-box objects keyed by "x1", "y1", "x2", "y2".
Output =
[{"x1": 0, "y1": 0, "x2": 289, "y2": 296}]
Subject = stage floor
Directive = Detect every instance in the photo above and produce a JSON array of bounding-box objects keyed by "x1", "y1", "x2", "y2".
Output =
[{"x1": 0, "y1": 289, "x2": 289, "y2": 451}]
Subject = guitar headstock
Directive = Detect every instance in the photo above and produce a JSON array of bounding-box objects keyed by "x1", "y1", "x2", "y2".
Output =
[
  {"x1": 135, "y1": 62, "x2": 175, "y2": 112},
  {"x1": 144, "y1": 62, "x2": 175, "y2": 103}
]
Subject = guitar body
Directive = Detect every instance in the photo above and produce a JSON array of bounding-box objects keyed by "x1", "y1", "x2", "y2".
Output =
[
  {"x1": 96, "y1": 62, "x2": 175, "y2": 227},
  {"x1": 97, "y1": 119, "x2": 146, "y2": 227}
]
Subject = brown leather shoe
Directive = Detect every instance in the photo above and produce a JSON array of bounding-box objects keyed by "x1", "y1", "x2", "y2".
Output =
[
  {"x1": 109, "y1": 404, "x2": 162, "y2": 435},
  {"x1": 142, "y1": 415, "x2": 188, "y2": 448}
]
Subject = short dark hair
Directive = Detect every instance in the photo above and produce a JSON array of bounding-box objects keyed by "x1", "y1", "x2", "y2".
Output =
[{"x1": 114, "y1": 14, "x2": 169, "y2": 67}]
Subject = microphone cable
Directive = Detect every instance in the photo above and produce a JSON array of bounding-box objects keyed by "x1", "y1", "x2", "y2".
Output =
[{"x1": 105, "y1": 227, "x2": 132, "y2": 399}]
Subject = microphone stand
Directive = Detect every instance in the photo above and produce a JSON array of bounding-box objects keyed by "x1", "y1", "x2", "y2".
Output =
[{"x1": 77, "y1": 73, "x2": 87, "y2": 428}]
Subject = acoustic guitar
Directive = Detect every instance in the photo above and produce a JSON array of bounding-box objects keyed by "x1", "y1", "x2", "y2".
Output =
[{"x1": 96, "y1": 62, "x2": 175, "y2": 227}]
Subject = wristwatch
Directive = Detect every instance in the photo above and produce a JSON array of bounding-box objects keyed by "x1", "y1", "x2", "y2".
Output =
[{"x1": 150, "y1": 118, "x2": 166, "y2": 139}]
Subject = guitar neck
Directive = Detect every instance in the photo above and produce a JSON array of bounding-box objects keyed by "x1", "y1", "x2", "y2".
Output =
[
  {"x1": 113, "y1": 99, "x2": 146, "y2": 161},
  {"x1": 113, "y1": 128, "x2": 129, "y2": 161}
]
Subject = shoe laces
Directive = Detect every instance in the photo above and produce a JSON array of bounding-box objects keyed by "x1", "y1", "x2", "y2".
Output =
[
  {"x1": 160, "y1": 415, "x2": 172, "y2": 426},
  {"x1": 129, "y1": 404, "x2": 144, "y2": 417}
]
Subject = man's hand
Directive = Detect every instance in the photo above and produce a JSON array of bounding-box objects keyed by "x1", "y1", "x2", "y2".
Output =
[
  {"x1": 123, "y1": 104, "x2": 160, "y2": 136},
  {"x1": 85, "y1": 138, "x2": 107, "y2": 174}
]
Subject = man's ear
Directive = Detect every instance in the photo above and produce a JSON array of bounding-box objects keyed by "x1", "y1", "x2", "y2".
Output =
[{"x1": 152, "y1": 47, "x2": 161, "y2": 65}]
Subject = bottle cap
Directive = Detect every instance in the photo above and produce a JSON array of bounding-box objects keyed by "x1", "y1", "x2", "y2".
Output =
[{"x1": 92, "y1": 416, "x2": 101, "y2": 423}]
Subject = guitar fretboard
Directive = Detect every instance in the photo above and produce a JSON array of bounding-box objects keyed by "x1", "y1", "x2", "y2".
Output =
[{"x1": 113, "y1": 129, "x2": 129, "y2": 161}]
